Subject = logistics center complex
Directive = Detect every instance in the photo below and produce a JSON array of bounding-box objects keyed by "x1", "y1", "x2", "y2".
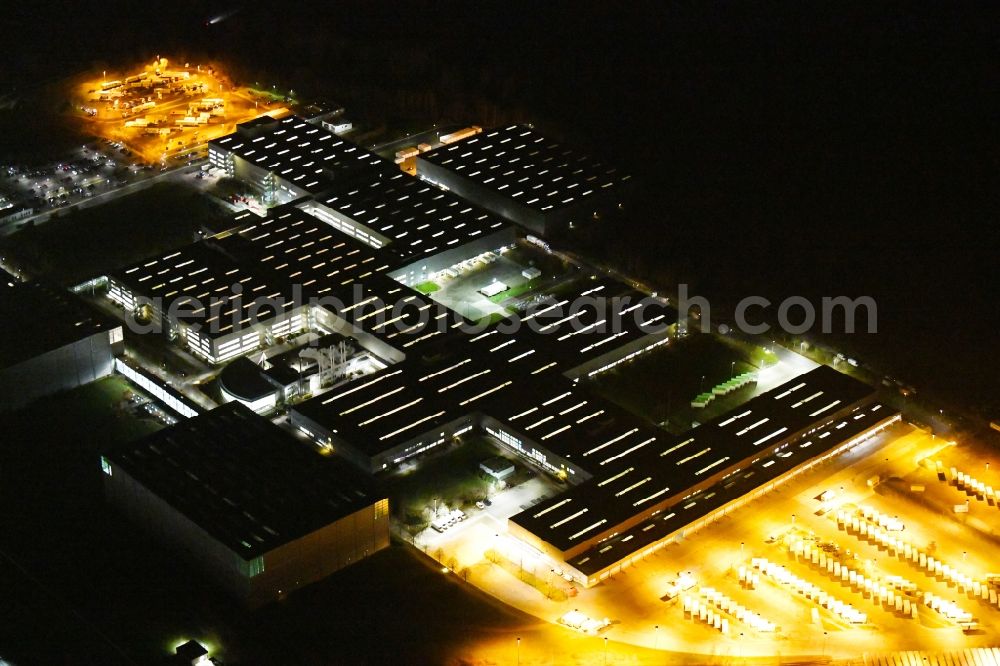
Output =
[
  {"x1": 102, "y1": 402, "x2": 389, "y2": 607},
  {"x1": 100, "y1": 114, "x2": 899, "y2": 599}
]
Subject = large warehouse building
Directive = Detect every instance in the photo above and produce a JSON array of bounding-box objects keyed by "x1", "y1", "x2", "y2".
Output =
[
  {"x1": 290, "y1": 277, "x2": 676, "y2": 473},
  {"x1": 208, "y1": 115, "x2": 385, "y2": 205},
  {"x1": 307, "y1": 162, "x2": 517, "y2": 286},
  {"x1": 289, "y1": 318, "x2": 897, "y2": 585},
  {"x1": 415, "y1": 124, "x2": 632, "y2": 237},
  {"x1": 105, "y1": 204, "x2": 450, "y2": 365},
  {"x1": 503, "y1": 365, "x2": 899, "y2": 585},
  {"x1": 102, "y1": 402, "x2": 389, "y2": 607},
  {"x1": 0, "y1": 281, "x2": 123, "y2": 411},
  {"x1": 109, "y1": 136, "x2": 521, "y2": 365},
  {"x1": 111, "y1": 118, "x2": 898, "y2": 590}
]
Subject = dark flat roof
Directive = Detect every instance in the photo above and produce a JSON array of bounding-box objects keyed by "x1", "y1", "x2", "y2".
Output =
[
  {"x1": 295, "y1": 364, "x2": 455, "y2": 457},
  {"x1": 293, "y1": 342, "x2": 512, "y2": 457},
  {"x1": 485, "y1": 374, "x2": 659, "y2": 471},
  {"x1": 0, "y1": 281, "x2": 118, "y2": 370},
  {"x1": 219, "y1": 356, "x2": 276, "y2": 401},
  {"x1": 109, "y1": 237, "x2": 296, "y2": 339},
  {"x1": 210, "y1": 116, "x2": 386, "y2": 194},
  {"x1": 419, "y1": 124, "x2": 631, "y2": 214},
  {"x1": 105, "y1": 402, "x2": 383, "y2": 559},
  {"x1": 263, "y1": 363, "x2": 300, "y2": 388},
  {"x1": 289, "y1": 278, "x2": 676, "y2": 458},
  {"x1": 316, "y1": 163, "x2": 512, "y2": 264},
  {"x1": 110, "y1": 203, "x2": 462, "y2": 352},
  {"x1": 0, "y1": 267, "x2": 18, "y2": 289},
  {"x1": 566, "y1": 399, "x2": 895, "y2": 576},
  {"x1": 175, "y1": 640, "x2": 208, "y2": 660},
  {"x1": 290, "y1": 298, "x2": 668, "y2": 459},
  {"x1": 509, "y1": 365, "x2": 878, "y2": 553},
  {"x1": 481, "y1": 457, "x2": 515, "y2": 474},
  {"x1": 492, "y1": 278, "x2": 676, "y2": 369}
]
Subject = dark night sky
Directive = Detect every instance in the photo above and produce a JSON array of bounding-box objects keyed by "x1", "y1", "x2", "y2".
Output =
[{"x1": 4, "y1": 1, "x2": 999, "y2": 413}]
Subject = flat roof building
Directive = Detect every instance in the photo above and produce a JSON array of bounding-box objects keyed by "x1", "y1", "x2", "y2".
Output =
[
  {"x1": 102, "y1": 402, "x2": 389, "y2": 606},
  {"x1": 106, "y1": 204, "x2": 448, "y2": 365},
  {"x1": 290, "y1": 279, "x2": 676, "y2": 475},
  {"x1": 0, "y1": 281, "x2": 123, "y2": 411},
  {"x1": 208, "y1": 115, "x2": 386, "y2": 204},
  {"x1": 416, "y1": 124, "x2": 632, "y2": 237},
  {"x1": 218, "y1": 356, "x2": 283, "y2": 414},
  {"x1": 174, "y1": 640, "x2": 209, "y2": 666},
  {"x1": 107, "y1": 232, "x2": 301, "y2": 364},
  {"x1": 563, "y1": 400, "x2": 893, "y2": 582},
  {"x1": 505, "y1": 366, "x2": 898, "y2": 584},
  {"x1": 308, "y1": 164, "x2": 517, "y2": 284},
  {"x1": 480, "y1": 457, "x2": 515, "y2": 481},
  {"x1": 0, "y1": 268, "x2": 17, "y2": 290},
  {"x1": 114, "y1": 120, "x2": 897, "y2": 591},
  {"x1": 292, "y1": 338, "x2": 896, "y2": 585}
]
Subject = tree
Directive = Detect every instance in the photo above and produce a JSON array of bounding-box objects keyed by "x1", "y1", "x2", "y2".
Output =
[{"x1": 210, "y1": 176, "x2": 254, "y2": 200}]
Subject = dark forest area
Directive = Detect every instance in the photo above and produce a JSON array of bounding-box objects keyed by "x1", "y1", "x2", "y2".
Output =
[{"x1": 5, "y1": 1, "x2": 999, "y2": 413}]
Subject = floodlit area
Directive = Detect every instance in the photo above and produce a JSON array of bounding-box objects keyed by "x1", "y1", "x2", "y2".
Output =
[
  {"x1": 71, "y1": 58, "x2": 290, "y2": 163},
  {"x1": 411, "y1": 242, "x2": 584, "y2": 322},
  {"x1": 392, "y1": 435, "x2": 564, "y2": 544},
  {"x1": 419, "y1": 421, "x2": 1000, "y2": 658}
]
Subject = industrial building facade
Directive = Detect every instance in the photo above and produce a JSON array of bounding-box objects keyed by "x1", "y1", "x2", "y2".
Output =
[
  {"x1": 102, "y1": 403, "x2": 389, "y2": 606},
  {"x1": 0, "y1": 281, "x2": 123, "y2": 411},
  {"x1": 503, "y1": 368, "x2": 900, "y2": 585},
  {"x1": 290, "y1": 346, "x2": 897, "y2": 586},
  {"x1": 107, "y1": 116, "x2": 899, "y2": 590},
  {"x1": 112, "y1": 117, "x2": 523, "y2": 367},
  {"x1": 416, "y1": 124, "x2": 632, "y2": 237}
]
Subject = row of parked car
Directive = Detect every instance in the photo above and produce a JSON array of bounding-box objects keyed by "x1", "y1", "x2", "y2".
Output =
[{"x1": 430, "y1": 509, "x2": 467, "y2": 533}]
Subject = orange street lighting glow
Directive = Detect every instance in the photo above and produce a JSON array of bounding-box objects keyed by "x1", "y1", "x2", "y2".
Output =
[{"x1": 73, "y1": 58, "x2": 290, "y2": 163}]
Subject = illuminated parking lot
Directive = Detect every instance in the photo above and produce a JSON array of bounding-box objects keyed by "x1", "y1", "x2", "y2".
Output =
[
  {"x1": 423, "y1": 423, "x2": 1000, "y2": 658},
  {"x1": 72, "y1": 58, "x2": 289, "y2": 163}
]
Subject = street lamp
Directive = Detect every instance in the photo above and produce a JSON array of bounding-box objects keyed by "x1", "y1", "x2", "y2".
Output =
[
  {"x1": 654, "y1": 625, "x2": 659, "y2": 650},
  {"x1": 603, "y1": 636, "x2": 608, "y2": 665},
  {"x1": 516, "y1": 636, "x2": 520, "y2": 666}
]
